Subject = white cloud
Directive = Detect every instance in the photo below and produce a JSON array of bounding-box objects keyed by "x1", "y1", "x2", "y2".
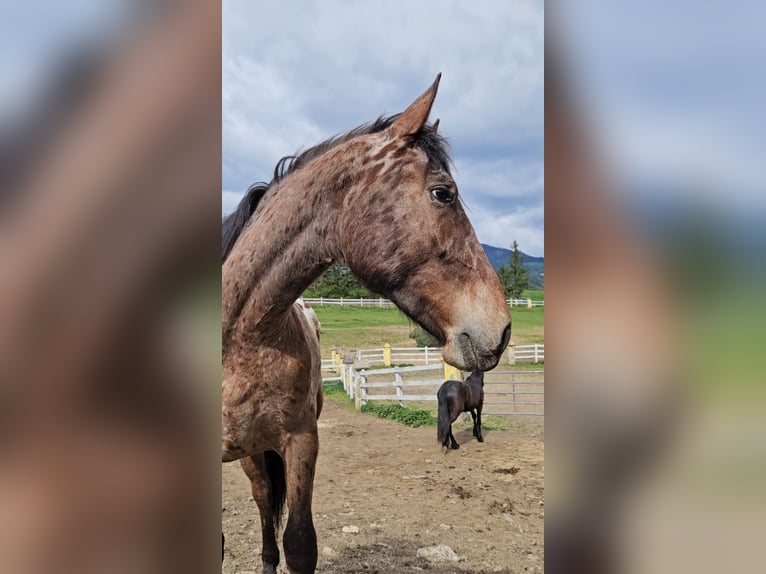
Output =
[
  {"x1": 468, "y1": 204, "x2": 545, "y2": 257},
  {"x1": 455, "y1": 157, "x2": 544, "y2": 201},
  {"x1": 223, "y1": 0, "x2": 544, "y2": 254}
]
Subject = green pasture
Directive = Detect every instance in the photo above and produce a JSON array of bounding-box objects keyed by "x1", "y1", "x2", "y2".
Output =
[
  {"x1": 313, "y1": 306, "x2": 413, "y2": 354},
  {"x1": 314, "y1": 304, "x2": 543, "y2": 356},
  {"x1": 522, "y1": 289, "x2": 544, "y2": 300}
]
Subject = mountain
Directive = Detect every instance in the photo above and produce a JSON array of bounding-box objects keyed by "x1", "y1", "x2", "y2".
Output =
[{"x1": 481, "y1": 243, "x2": 544, "y2": 290}]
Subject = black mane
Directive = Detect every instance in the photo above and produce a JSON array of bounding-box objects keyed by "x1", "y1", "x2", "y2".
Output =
[{"x1": 221, "y1": 115, "x2": 451, "y2": 263}]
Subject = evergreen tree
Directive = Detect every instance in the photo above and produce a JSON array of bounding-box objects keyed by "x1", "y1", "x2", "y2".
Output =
[
  {"x1": 497, "y1": 241, "x2": 530, "y2": 299},
  {"x1": 303, "y1": 264, "x2": 376, "y2": 298}
]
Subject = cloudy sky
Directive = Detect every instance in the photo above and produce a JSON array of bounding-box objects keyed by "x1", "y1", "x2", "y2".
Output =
[
  {"x1": 554, "y1": 0, "x2": 766, "y2": 211},
  {"x1": 223, "y1": 0, "x2": 544, "y2": 256}
]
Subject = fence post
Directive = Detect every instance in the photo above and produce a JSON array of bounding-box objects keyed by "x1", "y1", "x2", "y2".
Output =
[
  {"x1": 348, "y1": 367, "x2": 356, "y2": 400},
  {"x1": 424, "y1": 346, "x2": 429, "y2": 365},
  {"x1": 395, "y1": 372, "x2": 404, "y2": 407},
  {"x1": 444, "y1": 363, "x2": 460, "y2": 381},
  {"x1": 320, "y1": 296, "x2": 324, "y2": 306},
  {"x1": 534, "y1": 344, "x2": 539, "y2": 363},
  {"x1": 512, "y1": 372, "x2": 517, "y2": 413},
  {"x1": 383, "y1": 343, "x2": 391, "y2": 367},
  {"x1": 507, "y1": 342, "x2": 516, "y2": 365},
  {"x1": 346, "y1": 365, "x2": 352, "y2": 394},
  {"x1": 527, "y1": 297, "x2": 533, "y2": 309},
  {"x1": 354, "y1": 370, "x2": 365, "y2": 410}
]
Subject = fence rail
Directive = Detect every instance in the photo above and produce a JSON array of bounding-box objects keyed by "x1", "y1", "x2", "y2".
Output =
[
  {"x1": 302, "y1": 296, "x2": 543, "y2": 308},
  {"x1": 326, "y1": 343, "x2": 543, "y2": 371},
  {"x1": 356, "y1": 346, "x2": 443, "y2": 366},
  {"x1": 326, "y1": 363, "x2": 543, "y2": 417},
  {"x1": 513, "y1": 344, "x2": 544, "y2": 362}
]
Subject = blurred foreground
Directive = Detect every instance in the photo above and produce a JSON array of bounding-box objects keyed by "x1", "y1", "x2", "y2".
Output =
[
  {"x1": 0, "y1": 2, "x2": 220, "y2": 573},
  {"x1": 547, "y1": 2, "x2": 766, "y2": 572}
]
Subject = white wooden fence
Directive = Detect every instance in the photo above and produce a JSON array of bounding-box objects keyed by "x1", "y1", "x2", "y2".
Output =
[
  {"x1": 355, "y1": 346, "x2": 442, "y2": 366},
  {"x1": 513, "y1": 344, "x2": 544, "y2": 363},
  {"x1": 302, "y1": 297, "x2": 544, "y2": 308},
  {"x1": 324, "y1": 363, "x2": 543, "y2": 417},
  {"x1": 322, "y1": 344, "x2": 543, "y2": 374}
]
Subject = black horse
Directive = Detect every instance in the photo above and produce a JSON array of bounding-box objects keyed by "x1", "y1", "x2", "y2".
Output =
[{"x1": 437, "y1": 370, "x2": 485, "y2": 450}]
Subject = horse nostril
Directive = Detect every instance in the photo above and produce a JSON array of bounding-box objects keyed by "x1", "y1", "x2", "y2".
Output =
[{"x1": 499, "y1": 322, "x2": 511, "y2": 353}]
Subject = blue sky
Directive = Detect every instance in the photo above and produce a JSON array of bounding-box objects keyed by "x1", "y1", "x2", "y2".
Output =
[
  {"x1": 555, "y1": 0, "x2": 766, "y2": 211},
  {"x1": 223, "y1": 0, "x2": 544, "y2": 256}
]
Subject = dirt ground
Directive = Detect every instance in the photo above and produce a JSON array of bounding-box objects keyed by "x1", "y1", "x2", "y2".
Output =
[{"x1": 222, "y1": 399, "x2": 544, "y2": 573}]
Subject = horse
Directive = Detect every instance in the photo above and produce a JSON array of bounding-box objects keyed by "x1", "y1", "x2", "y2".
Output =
[
  {"x1": 221, "y1": 74, "x2": 511, "y2": 574},
  {"x1": 437, "y1": 370, "x2": 485, "y2": 450},
  {"x1": 295, "y1": 298, "x2": 321, "y2": 340}
]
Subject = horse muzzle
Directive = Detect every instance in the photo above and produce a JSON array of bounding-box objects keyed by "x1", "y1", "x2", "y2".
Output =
[{"x1": 442, "y1": 321, "x2": 511, "y2": 371}]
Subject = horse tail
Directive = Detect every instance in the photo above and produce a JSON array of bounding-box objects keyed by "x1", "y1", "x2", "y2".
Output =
[
  {"x1": 264, "y1": 450, "x2": 287, "y2": 530},
  {"x1": 437, "y1": 396, "x2": 451, "y2": 445}
]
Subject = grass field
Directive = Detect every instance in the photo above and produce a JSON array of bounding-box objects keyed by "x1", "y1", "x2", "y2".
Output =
[
  {"x1": 522, "y1": 289, "x2": 544, "y2": 300},
  {"x1": 314, "y1": 304, "x2": 544, "y2": 356}
]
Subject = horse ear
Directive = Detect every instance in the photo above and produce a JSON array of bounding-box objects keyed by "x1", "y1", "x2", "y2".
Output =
[
  {"x1": 432, "y1": 118, "x2": 440, "y2": 132},
  {"x1": 389, "y1": 73, "x2": 441, "y2": 137}
]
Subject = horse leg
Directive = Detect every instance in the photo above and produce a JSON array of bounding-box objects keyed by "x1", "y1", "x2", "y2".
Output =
[
  {"x1": 470, "y1": 409, "x2": 478, "y2": 438},
  {"x1": 449, "y1": 423, "x2": 460, "y2": 450},
  {"x1": 438, "y1": 396, "x2": 452, "y2": 450},
  {"x1": 441, "y1": 422, "x2": 452, "y2": 450},
  {"x1": 282, "y1": 431, "x2": 319, "y2": 574},
  {"x1": 476, "y1": 400, "x2": 485, "y2": 442},
  {"x1": 241, "y1": 454, "x2": 281, "y2": 574}
]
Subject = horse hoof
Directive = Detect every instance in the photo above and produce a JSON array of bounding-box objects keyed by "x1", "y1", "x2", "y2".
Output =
[
  {"x1": 452, "y1": 443, "x2": 460, "y2": 450},
  {"x1": 477, "y1": 436, "x2": 484, "y2": 443}
]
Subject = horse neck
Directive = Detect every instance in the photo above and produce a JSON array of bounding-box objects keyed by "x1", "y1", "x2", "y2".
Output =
[
  {"x1": 466, "y1": 372, "x2": 484, "y2": 393},
  {"x1": 222, "y1": 150, "x2": 360, "y2": 343}
]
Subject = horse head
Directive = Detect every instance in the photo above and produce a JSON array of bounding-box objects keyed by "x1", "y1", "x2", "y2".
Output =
[{"x1": 337, "y1": 75, "x2": 511, "y2": 371}]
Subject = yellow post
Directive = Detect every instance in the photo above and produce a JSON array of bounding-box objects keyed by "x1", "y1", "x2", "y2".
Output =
[
  {"x1": 444, "y1": 363, "x2": 461, "y2": 381},
  {"x1": 527, "y1": 297, "x2": 533, "y2": 309},
  {"x1": 507, "y1": 342, "x2": 516, "y2": 365},
  {"x1": 383, "y1": 343, "x2": 391, "y2": 367},
  {"x1": 331, "y1": 349, "x2": 338, "y2": 373}
]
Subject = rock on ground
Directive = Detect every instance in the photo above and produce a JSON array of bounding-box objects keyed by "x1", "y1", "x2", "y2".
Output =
[{"x1": 416, "y1": 544, "x2": 460, "y2": 563}]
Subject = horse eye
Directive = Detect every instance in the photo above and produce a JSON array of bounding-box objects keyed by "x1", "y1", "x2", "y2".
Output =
[{"x1": 430, "y1": 187, "x2": 455, "y2": 205}]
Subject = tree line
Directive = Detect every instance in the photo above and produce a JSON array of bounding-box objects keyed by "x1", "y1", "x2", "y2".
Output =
[{"x1": 303, "y1": 240, "x2": 531, "y2": 300}]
